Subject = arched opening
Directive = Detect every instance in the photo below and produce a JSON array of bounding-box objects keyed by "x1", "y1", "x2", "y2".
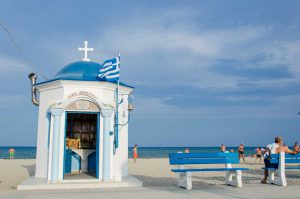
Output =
[{"x1": 63, "y1": 99, "x2": 100, "y2": 180}]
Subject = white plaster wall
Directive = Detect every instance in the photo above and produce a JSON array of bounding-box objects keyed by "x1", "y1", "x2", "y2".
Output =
[
  {"x1": 35, "y1": 85, "x2": 64, "y2": 178},
  {"x1": 47, "y1": 112, "x2": 65, "y2": 181},
  {"x1": 110, "y1": 115, "x2": 114, "y2": 180},
  {"x1": 98, "y1": 115, "x2": 104, "y2": 179},
  {"x1": 114, "y1": 97, "x2": 129, "y2": 179}
]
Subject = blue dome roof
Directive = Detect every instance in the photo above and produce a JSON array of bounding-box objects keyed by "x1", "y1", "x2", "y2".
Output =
[
  {"x1": 36, "y1": 61, "x2": 133, "y2": 88},
  {"x1": 55, "y1": 61, "x2": 101, "y2": 81}
]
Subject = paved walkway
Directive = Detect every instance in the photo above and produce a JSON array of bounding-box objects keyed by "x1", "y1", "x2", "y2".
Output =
[{"x1": 0, "y1": 184, "x2": 300, "y2": 199}]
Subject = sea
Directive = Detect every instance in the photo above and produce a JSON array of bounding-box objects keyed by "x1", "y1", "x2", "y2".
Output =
[{"x1": 0, "y1": 146, "x2": 260, "y2": 159}]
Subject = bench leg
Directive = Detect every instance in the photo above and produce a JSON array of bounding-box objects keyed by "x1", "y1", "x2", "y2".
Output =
[
  {"x1": 225, "y1": 170, "x2": 242, "y2": 188},
  {"x1": 178, "y1": 172, "x2": 192, "y2": 190},
  {"x1": 278, "y1": 170, "x2": 287, "y2": 186},
  {"x1": 268, "y1": 170, "x2": 286, "y2": 186}
]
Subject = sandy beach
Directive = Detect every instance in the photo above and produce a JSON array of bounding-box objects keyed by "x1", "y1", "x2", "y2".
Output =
[{"x1": 0, "y1": 157, "x2": 300, "y2": 198}]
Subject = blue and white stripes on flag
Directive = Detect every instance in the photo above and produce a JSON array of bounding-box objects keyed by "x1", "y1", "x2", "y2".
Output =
[{"x1": 97, "y1": 56, "x2": 120, "y2": 82}]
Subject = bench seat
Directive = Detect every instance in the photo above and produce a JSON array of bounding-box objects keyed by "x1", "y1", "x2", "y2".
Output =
[
  {"x1": 286, "y1": 166, "x2": 300, "y2": 170},
  {"x1": 262, "y1": 167, "x2": 277, "y2": 170},
  {"x1": 172, "y1": 167, "x2": 249, "y2": 172},
  {"x1": 262, "y1": 166, "x2": 300, "y2": 170}
]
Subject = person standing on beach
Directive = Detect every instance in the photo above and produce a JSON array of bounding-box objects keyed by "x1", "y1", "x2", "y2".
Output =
[
  {"x1": 220, "y1": 144, "x2": 226, "y2": 152},
  {"x1": 133, "y1": 144, "x2": 138, "y2": 163},
  {"x1": 8, "y1": 148, "x2": 15, "y2": 159},
  {"x1": 184, "y1": 148, "x2": 190, "y2": 153},
  {"x1": 255, "y1": 147, "x2": 262, "y2": 163},
  {"x1": 293, "y1": 142, "x2": 300, "y2": 152},
  {"x1": 261, "y1": 136, "x2": 298, "y2": 184},
  {"x1": 238, "y1": 143, "x2": 246, "y2": 163}
]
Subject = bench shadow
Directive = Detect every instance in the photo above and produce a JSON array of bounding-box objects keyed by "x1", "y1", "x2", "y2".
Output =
[
  {"x1": 133, "y1": 174, "x2": 237, "y2": 187},
  {"x1": 133, "y1": 169, "x2": 300, "y2": 188},
  {"x1": 132, "y1": 174, "x2": 246, "y2": 199},
  {"x1": 132, "y1": 175, "x2": 177, "y2": 187}
]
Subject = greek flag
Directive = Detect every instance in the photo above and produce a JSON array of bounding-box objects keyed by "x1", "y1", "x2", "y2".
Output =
[{"x1": 97, "y1": 56, "x2": 120, "y2": 82}]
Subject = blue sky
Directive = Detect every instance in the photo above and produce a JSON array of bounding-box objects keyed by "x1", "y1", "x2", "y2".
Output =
[{"x1": 0, "y1": 0, "x2": 300, "y2": 147}]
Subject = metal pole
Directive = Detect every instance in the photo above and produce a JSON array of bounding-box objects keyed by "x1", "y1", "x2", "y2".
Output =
[{"x1": 114, "y1": 54, "x2": 121, "y2": 151}]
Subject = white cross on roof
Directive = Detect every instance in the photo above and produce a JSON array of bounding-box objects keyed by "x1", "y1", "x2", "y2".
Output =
[{"x1": 78, "y1": 41, "x2": 94, "y2": 61}]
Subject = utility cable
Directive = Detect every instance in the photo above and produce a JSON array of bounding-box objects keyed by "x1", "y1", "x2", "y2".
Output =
[{"x1": 0, "y1": 21, "x2": 48, "y2": 80}]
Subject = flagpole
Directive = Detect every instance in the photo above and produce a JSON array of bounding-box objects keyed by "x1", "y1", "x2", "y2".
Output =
[{"x1": 115, "y1": 53, "x2": 120, "y2": 150}]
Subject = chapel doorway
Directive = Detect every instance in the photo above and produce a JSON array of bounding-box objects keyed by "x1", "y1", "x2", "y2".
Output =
[{"x1": 64, "y1": 112, "x2": 99, "y2": 179}]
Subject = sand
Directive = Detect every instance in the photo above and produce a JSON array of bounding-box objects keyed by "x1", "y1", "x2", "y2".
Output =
[
  {"x1": 0, "y1": 157, "x2": 300, "y2": 190},
  {"x1": 0, "y1": 157, "x2": 300, "y2": 198},
  {"x1": 0, "y1": 159, "x2": 35, "y2": 190},
  {"x1": 129, "y1": 157, "x2": 300, "y2": 187}
]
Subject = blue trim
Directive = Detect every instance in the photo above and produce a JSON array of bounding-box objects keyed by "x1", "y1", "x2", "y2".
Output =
[
  {"x1": 47, "y1": 112, "x2": 51, "y2": 148},
  {"x1": 63, "y1": 112, "x2": 67, "y2": 179},
  {"x1": 35, "y1": 78, "x2": 134, "y2": 88},
  {"x1": 96, "y1": 113, "x2": 100, "y2": 178},
  {"x1": 114, "y1": 85, "x2": 119, "y2": 149},
  {"x1": 63, "y1": 111, "x2": 100, "y2": 178}
]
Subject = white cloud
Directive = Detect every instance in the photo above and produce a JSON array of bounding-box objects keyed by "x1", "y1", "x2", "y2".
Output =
[
  {"x1": 133, "y1": 94, "x2": 300, "y2": 120},
  {"x1": 0, "y1": 55, "x2": 31, "y2": 75},
  {"x1": 97, "y1": 22, "x2": 270, "y2": 59},
  {"x1": 260, "y1": 41, "x2": 300, "y2": 77},
  {"x1": 33, "y1": 8, "x2": 300, "y2": 92}
]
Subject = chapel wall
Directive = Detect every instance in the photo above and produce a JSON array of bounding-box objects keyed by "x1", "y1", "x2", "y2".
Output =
[{"x1": 35, "y1": 86, "x2": 64, "y2": 178}]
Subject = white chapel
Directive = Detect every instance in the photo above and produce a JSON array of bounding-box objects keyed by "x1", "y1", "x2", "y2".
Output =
[{"x1": 23, "y1": 41, "x2": 139, "y2": 189}]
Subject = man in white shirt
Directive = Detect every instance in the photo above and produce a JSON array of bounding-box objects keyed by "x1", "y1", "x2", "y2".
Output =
[{"x1": 261, "y1": 136, "x2": 298, "y2": 183}]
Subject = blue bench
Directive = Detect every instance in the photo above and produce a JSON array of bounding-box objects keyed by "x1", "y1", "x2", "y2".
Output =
[
  {"x1": 262, "y1": 152, "x2": 300, "y2": 186},
  {"x1": 169, "y1": 152, "x2": 249, "y2": 190}
]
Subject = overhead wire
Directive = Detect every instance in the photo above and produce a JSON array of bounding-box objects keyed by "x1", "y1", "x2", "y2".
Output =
[{"x1": 0, "y1": 21, "x2": 48, "y2": 80}]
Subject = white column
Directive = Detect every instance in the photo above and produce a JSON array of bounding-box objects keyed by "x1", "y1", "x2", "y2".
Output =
[
  {"x1": 100, "y1": 109, "x2": 114, "y2": 182},
  {"x1": 49, "y1": 108, "x2": 64, "y2": 183}
]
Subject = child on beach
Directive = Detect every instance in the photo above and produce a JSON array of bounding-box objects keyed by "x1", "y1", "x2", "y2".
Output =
[
  {"x1": 133, "y1": 145, "x2": 138, "y2": 163},
  {"x1": 8, "y1": 148, "x2": 15, "y2": 159},
  {"x1": 261, "y1": 136, "x2": 298, "y2": 184}
]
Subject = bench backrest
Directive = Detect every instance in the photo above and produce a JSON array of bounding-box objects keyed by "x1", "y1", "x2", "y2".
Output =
[
  {"x1": 169, "y1": 152, "x2": 239, "y2": 165},
  {"x1": 270, "y1": 153, "x2": 300, "y2": 164}
]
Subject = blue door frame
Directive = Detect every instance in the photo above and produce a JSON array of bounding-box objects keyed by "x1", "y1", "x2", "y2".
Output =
[{"x1": 63, "y1": 111, "x2": 100, "y2": 179}]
